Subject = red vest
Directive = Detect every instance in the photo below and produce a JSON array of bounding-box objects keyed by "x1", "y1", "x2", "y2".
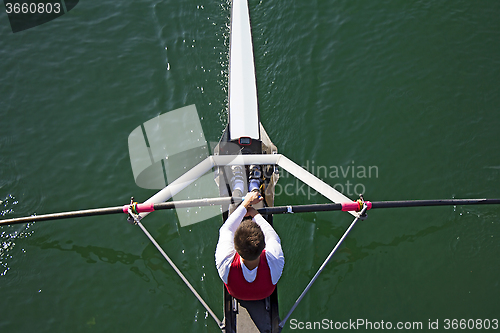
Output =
[{"x1": 224, "y1": 250, "x2": 276, "y2": 301}]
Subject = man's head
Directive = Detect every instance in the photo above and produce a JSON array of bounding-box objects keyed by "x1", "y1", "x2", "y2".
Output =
[{"x1": 234, "y1": 220, "x2": 265, "y2": 260}]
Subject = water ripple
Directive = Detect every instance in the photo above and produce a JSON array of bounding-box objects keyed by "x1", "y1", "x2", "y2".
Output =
[
  {"x1": 450, "y1": 208, "x2": 498, "y2": 260},
  {"x1": 0, "y1": 219, "x2": 35, "y2": 276}
]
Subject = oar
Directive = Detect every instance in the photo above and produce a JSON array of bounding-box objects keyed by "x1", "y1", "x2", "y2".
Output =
[
  {"x1": 2, "y1": 197, "x2": 499, "y2": 226},
  {"x1": 0, "y1": 197, "x2": 243, "y2": 226},
  {"x1": 257, "y1": 198, "x2": 500, "y2": 215}
]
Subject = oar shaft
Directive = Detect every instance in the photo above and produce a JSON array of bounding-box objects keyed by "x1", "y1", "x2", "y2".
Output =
[
  {"x1": 0, "y1": 206, "x2": 124, "y2": 226},
  {"x1": 258, "y1": 198, "x2": 500, "y2": 215},
  {"x1": 153, "y1": 197, "x2": 242, "y2": 210},
  {"x1": 370, "y1": 198, "x2": 500, "y2": 209},
  {"x1": 257, "y1": 203, "x2": 342, "y2": 215},
  {"x1": 0, "y1": 197, "x2": 242, "y2": 226}
]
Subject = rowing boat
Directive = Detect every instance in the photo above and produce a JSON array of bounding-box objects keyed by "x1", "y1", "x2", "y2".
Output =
[{"x1": 214, "y1": 0, "x2": 280, "y2": 331}]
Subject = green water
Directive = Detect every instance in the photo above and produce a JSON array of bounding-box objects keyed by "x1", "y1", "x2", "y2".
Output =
[{"x1": 1, "y1": 1, "x2": 499, "y2": 332}]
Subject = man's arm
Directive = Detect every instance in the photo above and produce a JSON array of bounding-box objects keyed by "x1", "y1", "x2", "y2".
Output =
[
  {"x1": 215, "y1": 205, "x2": 245, "y2": 283},
  {"x1": 215, "y1": 192, "x2": 263, "y2": 283},
  {"x1": 252, "y1": 211, "x2": 284, "y2": 285}
]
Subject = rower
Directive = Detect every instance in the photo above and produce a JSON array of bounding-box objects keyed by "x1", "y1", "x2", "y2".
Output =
[{"x1": 215, "y1": 191, "x2": 285, "y2": 302}]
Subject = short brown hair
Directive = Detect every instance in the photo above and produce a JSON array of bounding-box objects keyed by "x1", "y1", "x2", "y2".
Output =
[{"x1": 234, "y1": 220, "x2": 265, "y2": 260}]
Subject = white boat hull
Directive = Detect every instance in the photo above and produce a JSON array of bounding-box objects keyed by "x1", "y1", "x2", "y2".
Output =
[{"x1": 229, "y1": 0, "x2": 260, "y2": 140}]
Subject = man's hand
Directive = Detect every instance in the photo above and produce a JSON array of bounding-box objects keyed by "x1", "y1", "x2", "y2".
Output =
[
  {"x1": 242, "y1": 191, "x2": 262, "y2": 209},
  {"x1": 244, "y1": 206, "x2": 259, "y2": 218}
]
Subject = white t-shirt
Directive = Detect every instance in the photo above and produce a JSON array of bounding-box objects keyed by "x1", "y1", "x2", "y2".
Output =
[{"x1": 215, "y1": 205, "x2": 284, "y2": 285}]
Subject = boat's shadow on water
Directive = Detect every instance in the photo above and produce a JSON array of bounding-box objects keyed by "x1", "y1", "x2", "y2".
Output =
[
  {"x1": 26, "y1": 221, "x2": 204, "y2": 290},
  {"x1": 28, "y1": 233, "x2": 139, "y2": 263}
]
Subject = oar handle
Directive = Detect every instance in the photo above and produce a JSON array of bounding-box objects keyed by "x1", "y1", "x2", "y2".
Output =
[{"x1": 124, "y1": 197, "x2": 244, "y2": 214}]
